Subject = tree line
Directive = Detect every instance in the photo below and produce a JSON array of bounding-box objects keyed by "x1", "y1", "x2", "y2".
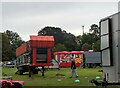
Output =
[
  {"x1": 38, "y1": 24, "x2": 100, "y2": 52},
  {"x1": 1, "y1": 24, "x2": 100, "y2": 61},
  {"x1": 1, "y1": 30, "x2": 24, "y2": 61}
]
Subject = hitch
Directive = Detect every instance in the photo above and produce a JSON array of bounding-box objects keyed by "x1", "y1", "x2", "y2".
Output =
[
  {"x1": 90, "y1": 79, "x2": 120, "y2": 87},
  {"x1": 41, "y1": 66, "x2": 45, "y2": 76},
  {"x1": 90, "y1": 79, "x2": 108, "y2": 87}
]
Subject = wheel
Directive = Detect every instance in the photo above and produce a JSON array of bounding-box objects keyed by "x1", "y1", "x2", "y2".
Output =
[
  {"x1": 85, "y1": 63, "x2": 90, "y2": 68},
  {"x1": 32, "y1": 69, "x2": 38, "y2": 74},
  {"x1": 12, "y1": 82, "x2": 22, "y2": 88},
  {"x1": 41, "y1": 66, "x2": 45, "y2": 76},
  {"x1": 31, "y1": 67, "x2": 38, "y2": 74},
  {"x1": 29, "y1": 68, "x2": 31, "y2": 77},
  {"x1": 2, "y1": 81, "x2": 12, "y2": 88},
  {"x1": 42, "y1": 72, "x2": 44, "y2": 76},
  {"x1": 91, "y1": 63, "x2": 96, "y2": 68},
  {"x1": 18, "y1": 70, "x2": 23, "y2": 75}
]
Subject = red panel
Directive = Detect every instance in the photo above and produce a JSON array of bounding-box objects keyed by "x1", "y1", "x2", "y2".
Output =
[
  {"x1": 60, "y1": 62, "x2": 71, "y2": 67},
  {"x1": 30, "y1": 36, "x2": 54, "y2": 48},
  {"x1": 16, "y1": 42, "x2": 31, "y2": 56},
  {"x1": 30, "y1": 36, "x2": 54, "y2": 41},
  {"x1": 32, "y1": 48, "x2": 36, "y2": 65},
  {"x1": 54, "y1": 51, "x2": 69, "y2": 55},
  {"x1": 54, "y1": 51, "x2": 83, "y2": 67},
  {"x1": 31, "y1": 63, "x2": 53, "y2": 66},
  {"x1": 16, "y1": 43, "x2": 27, "y2": 56},
  {"x1": 54, "y1": 51, "x2": 84, "y2": 56},
  {"x1": 70, "y1": 51, "x2": 84, "y2": 54},
  {"x1": 60, "y1": 63, "x2": 80, "y2": 67}
]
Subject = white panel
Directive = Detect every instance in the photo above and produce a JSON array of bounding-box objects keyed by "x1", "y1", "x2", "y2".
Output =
[
  {"x1": 102, "y1": 49, "x2": 111, "y2": 66},
  {"x1": 101, "y1": 19, "x2": 109, "y2": 35},
  {"x1": 101, "y1": 35, "x2": 109, "y2": 50}
]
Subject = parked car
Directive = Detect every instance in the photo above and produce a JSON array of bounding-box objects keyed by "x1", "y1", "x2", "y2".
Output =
[{"x1": 4, "y1": 61, "x2": 16, "y2": 68}]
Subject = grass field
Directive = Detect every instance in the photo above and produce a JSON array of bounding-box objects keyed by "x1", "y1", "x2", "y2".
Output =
[{"x1": 1, "y1": 67, "x2": 120, "y2": 88}]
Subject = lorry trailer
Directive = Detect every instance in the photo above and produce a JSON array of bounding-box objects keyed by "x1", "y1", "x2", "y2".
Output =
[
  {"x1": 16, "y1": 35, "x2": 54, "y2": 77},
  {"x1": 83, "y1": 52, "x2": 101, "y2": 68}
]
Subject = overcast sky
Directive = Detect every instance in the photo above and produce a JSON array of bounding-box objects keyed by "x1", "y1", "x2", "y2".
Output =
[{"x1": 1, "y1": 1, "x2": 119, "y2": 41}]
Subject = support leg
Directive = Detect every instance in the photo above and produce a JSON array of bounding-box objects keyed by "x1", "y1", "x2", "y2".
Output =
[
  {"x1": 29, "y1": 66, "x2": 31, "y2": 77},
  {"x1": 41, "y1": 66, "x2": 45, "y2": 76}
]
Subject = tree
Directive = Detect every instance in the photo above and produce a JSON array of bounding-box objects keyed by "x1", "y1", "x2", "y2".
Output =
[
  {"x1": 81, "y1": 33, "x2": 95, "y2": 49},
  {"x1": 89, "y1": 24, "x2": 100, "y2": 38},
  {"x1": 52, "y1": 43, "x2": 67, "y2": 52},
  {"x1": 89, "y1": 24, "x2": 100, "y2": 51},
  {"x1": 79, "y1": 24, "x2": 100, "y2": 51},
  {"x1": 81, "y1": 43, "x2": 91, "y2": 51},
  {"x1": 93, "y1": 40, "x2": 100, "y2": 51},
  {"x1": 2, "y1": 30, "x2": 24, "y2": 61},
  {"x1": 38, "y1": 26, "x2": 78, "y2": 51},
  {"x1": 38, "y1": 26, "x2": 64, "y2": 44},
  {"x1": 63, "y1": 32, "x2": 78, "y2": 51},
  {"x1": 75, "y1": 35, "x2": 82, "y2": 50},
  {"x1": 5, "y1": 30, "x2": 24, "y2": 48},
  {"x1": 38, "y1": 25, "x2": 100, "y2": 52},
  {"x1": 2, "y1": 33, "x2": 12, "y2": 61}
]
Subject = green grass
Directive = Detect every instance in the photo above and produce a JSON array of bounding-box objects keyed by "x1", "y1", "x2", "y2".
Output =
[
  {"x1": 0, "y1": 67, "x2": 120, "y2": 88},
  {"x1": 1, "y1": 67, "x2": 120, "y2": 88},
  {"x1": 0, "y1": 68, "x2": 120, "y2": 88}
]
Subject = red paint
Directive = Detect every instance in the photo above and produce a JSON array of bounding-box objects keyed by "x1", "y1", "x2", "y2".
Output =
[
  {"x1": 16, "y1": 42, "x2": 31, "y2": 57},
  {"x1": 30, "y1": 36, "x2": 54, "y2": 48},
  {"x1": 0, "y1": 80, "x2": 24, "y2": 86},
  {"x1": 54, "y1": 51, "x2": 84, "y2": 67},
  {"x1": 60, "y1": 63, "x2": 80, "y2": 67},
  {"x1": 16, "y1": 35, "x2": 54, "y2": 67},
  {"x1": 54, "y1": 51, "x2": 84, "y2": 55},
  {"x1": 16, "y1": 43, "x2": 27, "y2": 56},
  {"x1": 32, "y1": 48, "x2": 36, "y2": 65},
  {"x1": 31, "y1": 63, "x2": 53, "y2": 67}
]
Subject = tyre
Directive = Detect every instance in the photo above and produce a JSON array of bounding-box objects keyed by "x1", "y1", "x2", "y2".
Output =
[
  {"x1": 91, "y1": 63, "x2": 96, "y2": 68},
  {"x1": 31, "y1": 67, "x2": 38, "y2": 74},
  {"x1": 85, "y1": 63, "x2": 91, "y2": 68},
  {"x1": 2, "y1": 81, "x2": 12, "y2": 88},
  {"x1": 32, "y1": 70, "x2": 38, "y2": 74},
  {"x1": 12, "y1": 82, "x2": 22, "y2": 88},
  {"x1": 18, "y1": 70, "x2": 23, "y2": 75}
]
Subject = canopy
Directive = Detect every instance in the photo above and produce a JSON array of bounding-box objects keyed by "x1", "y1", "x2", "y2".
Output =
[
  {"x1": 30, "y1": 35, "x2": 54, "y2": 48},
  {"x1": 54, "y1": 51, "x2": 84, "y2": 55}
]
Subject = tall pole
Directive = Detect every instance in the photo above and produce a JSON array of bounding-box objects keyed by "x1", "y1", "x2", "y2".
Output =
[{"x1": 82, "y1": 25, "x2": 84, "y2": 35}]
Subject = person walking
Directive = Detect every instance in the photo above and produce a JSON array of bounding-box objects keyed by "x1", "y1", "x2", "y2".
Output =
[{"x1": 70, "y1": 55, "x2": 78, "y2": 78}]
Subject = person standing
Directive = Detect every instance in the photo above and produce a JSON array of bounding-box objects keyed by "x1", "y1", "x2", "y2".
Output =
[{"x1": 70, "y1": 55, "x2": 78, "y2": 78}]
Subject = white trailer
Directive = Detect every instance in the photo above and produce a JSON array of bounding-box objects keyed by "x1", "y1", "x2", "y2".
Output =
[
  {"x1": 91, "y1": 12, "x2": 120, "y2": 86},
  {"x1": 100, "y1": 12, "x2": 120, "y2": 84}
]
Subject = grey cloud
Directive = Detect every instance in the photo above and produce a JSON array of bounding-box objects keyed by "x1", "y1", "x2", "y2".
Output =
[{"x1": 2, "y1": 2, "x2": 118, "y2": 41}]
